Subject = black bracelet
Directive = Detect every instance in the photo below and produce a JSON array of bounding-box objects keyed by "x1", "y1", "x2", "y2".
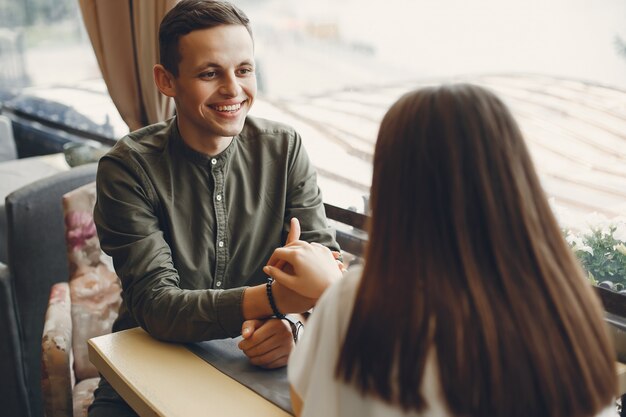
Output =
[{"x1": 266, "y1": 278, "x2": 286, "y2": 319}]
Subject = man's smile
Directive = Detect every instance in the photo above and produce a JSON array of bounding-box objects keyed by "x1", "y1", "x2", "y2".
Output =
[{"x1": 209, "y1": 100, "x2": 246, "y2": 112}]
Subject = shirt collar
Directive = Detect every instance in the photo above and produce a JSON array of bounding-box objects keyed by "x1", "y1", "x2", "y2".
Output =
[{"x1": 171, "y1": 118, "x2": 238, "y2": 167}]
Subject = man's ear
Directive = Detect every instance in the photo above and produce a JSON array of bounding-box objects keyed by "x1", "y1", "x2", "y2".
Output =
[{"x1": 154, "y1": 64, "x2": 176, "y2": 97}]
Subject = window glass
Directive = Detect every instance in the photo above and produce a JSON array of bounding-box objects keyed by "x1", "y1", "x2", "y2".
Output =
[
  {"x1": 237, "y1": 0, "x2": 626, "y2": 217},
  {"x1": 236, "y1": 0, "x2": 626, "y2": 290},
  {"x1": 0, "y1": 0, "x2": 127, "y2": 139},
  {"x1": 1, "y1": 1, "x2": 625, "y2": 290}
]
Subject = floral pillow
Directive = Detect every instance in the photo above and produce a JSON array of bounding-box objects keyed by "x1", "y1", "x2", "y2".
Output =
[{"x1": 63, "y1": 182, "x2": 121, "y2": 381}]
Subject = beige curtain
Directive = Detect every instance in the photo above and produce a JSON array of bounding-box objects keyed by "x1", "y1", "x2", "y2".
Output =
[{"x1": 79, "y1": 0, "x2": 178, "y2": 132}]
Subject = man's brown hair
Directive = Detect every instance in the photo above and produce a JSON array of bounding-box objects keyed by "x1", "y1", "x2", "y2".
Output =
[
  {"x1": 336, "y1": 83, "x2": 616, "y2": 417},
  {"x1": 159, "y1": 0, "x2": 251, "y2": 77}
]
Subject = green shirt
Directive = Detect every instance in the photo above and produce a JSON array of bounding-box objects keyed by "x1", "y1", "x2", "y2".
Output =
[{"x1": 94, "y1": 116, "x2": 338, "y2": 342}]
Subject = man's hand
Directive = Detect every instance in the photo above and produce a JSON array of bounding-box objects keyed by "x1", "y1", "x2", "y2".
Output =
[{"x1": 238, "y1": 318, "x2": 294, "y2": 368}]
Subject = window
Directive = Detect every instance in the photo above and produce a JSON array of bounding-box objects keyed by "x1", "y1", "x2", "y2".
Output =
[
  {"x1": 236, "y1": 0, "x2": 626, "y2": 220},
  {"x1": 0, "y1": 0, "x2": 127, "y2": 147},
  {"x1": 234, "y1": 0, "x2": 626, "y2": 293},
  {"x1": 1, "y1": 1, "x2": 625, "y2": 291}
]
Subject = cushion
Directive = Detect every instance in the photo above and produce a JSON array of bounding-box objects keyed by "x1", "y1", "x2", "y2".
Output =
[
  {"x1": 41, "y1": 282, "x2": 74, "y2": 417},
  {"x1": 63, "y1": 182, "x2": 121, "y2": 381},
  {"x1": 72, "y1": 377, "x2": 100, "y2": 417}
]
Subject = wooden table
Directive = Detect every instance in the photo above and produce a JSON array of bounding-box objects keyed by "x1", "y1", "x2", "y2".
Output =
[
  {"x1": 88, "y1": 327, "x2": 292, "y2": 417},
  {"x1": 90, "y1": 327, "x2": 626, "y2": 417}
]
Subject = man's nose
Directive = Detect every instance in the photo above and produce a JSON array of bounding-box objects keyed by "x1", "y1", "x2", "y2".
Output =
[{"x1": 219, "y1": 73, "x2": 242, "y2": 97}]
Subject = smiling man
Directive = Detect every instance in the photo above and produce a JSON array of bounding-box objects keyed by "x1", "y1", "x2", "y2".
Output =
[{"x1": 89, "y1": 1, "x2": 338, "y2": 415}]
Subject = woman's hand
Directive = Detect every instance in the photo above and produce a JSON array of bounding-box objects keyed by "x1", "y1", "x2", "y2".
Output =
[
  {"x1": 271, "y1": 280, "x2": 317, "y2": 313},
  {"x1": 264, "y1": 240, "x2": 343, "y2": 299}
]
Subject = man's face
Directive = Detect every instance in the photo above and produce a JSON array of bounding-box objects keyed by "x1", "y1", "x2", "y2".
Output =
[{"x1": 170, "y1": 24, "x2": 256, "y2": 144}]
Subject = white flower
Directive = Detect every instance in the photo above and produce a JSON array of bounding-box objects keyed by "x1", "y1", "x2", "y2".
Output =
[
  {"x1": 614, "y1": 243, "x2": 626, "y2": 256},
  {"x1": 613, "y1": 222, "x2": 626, "y2": 243},
  {"x1": 566, "y1": 232, "x2": 594, "y2": 255},
  {"x1": 584, "y1": 212, "x2": 611, "y2": 237}
]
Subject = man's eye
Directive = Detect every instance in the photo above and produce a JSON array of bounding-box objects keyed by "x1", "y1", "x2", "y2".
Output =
[
  {"x1": 199, "y1": 71, "x2": 216, "y2": 79},
  {"x1": 238, "y1": 68, "x2": 254, "y2": 76}
]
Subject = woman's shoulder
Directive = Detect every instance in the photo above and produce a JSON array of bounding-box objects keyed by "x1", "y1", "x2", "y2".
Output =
[
  {"x1": 595, "y1": 403, "x2": 618, "y2": 417},
  {"x1": 304, "y1": 265, "x2": 364, "y2": 342}
]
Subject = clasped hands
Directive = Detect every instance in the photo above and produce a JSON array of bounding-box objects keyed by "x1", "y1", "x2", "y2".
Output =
[{"x1": 238, "y1": 218, "x2": 344, "y2": 368}]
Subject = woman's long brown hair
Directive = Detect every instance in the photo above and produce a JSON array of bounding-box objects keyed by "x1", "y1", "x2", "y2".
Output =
[{"x1": 336, "y1": 84, "x2": 616, "y2": 417}]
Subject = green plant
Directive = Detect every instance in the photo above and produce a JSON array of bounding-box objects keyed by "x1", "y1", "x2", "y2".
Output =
[{"x1": 564, "y1": 222, "x2": 626, "y2": 291}]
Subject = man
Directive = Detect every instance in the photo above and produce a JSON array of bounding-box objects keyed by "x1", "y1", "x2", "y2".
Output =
[{"x1": 89, "y1": 1, "x2": 338, "y2": 415}]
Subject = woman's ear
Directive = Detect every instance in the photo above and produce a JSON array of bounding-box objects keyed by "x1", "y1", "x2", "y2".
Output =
[{"x1": 153, "y1": 64, "x2": 176, "y2": 97}]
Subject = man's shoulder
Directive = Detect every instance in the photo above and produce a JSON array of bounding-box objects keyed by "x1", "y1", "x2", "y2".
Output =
[
  {"x1": 109, "y1": 118, "x2": 174, "y2": 159},
  {"x1": 240, "y1": 115, "x2": 299, "y2": 142}
]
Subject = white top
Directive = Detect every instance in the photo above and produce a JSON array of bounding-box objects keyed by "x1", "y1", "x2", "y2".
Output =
[
  {"x1": 288, "y1": 268, "x2": 618, "y2": 417},
  {"x1": 288, "y1": 268, "x2": 450, "y2": 417}
]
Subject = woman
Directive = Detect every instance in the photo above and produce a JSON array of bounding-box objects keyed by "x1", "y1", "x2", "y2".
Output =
[{"x1": 264, "y1": 84, "x2": 617, "y2": 417}]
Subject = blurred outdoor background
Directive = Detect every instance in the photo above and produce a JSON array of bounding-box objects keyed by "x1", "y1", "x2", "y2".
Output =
[{"x1": 1, "y1": 0, "x2": 625, "y2": 225}]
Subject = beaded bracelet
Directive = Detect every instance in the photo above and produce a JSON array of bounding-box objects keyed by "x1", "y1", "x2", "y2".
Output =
[{"x1": 266, "y1": 278, "x2": 286, "y2": 319}]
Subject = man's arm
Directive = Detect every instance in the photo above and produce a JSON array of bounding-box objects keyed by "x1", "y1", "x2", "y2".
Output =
[
  {"x1": 238, "y1": 218, "x2": 311, "y2": 368},
  {"x1": 237, "y1": 129, "x2": 340, "y2": 368},
  {"x1": 283, "y1": 131, "x2": 339, "y2": 251}
]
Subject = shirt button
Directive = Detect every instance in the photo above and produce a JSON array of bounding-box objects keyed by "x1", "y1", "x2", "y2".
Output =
[
  {"x1": 211, "y1": 158, "x2": 217, "y2": 165},
  {"x1": 218, "y1": 241, "x2": 224, "y2": 248},
  {"x1": 216, "y1": 194, "x2": 222, "y2": 202},
  {"x1": 216, "y1": 281, "x2": 222, "y2": 287}
]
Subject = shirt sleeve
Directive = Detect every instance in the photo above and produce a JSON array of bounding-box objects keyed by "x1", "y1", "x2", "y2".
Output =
[
  {"x1": 94, "y1": 155, "x2": 245, "y2": 342},
  {"x1": 284, "y1": 131, "x2": 340, "y2": 251}
]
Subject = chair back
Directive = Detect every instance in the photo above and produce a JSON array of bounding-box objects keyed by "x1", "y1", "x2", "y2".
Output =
[
  {"x1": 5, "y1": 163, "x2": 97, "y2": 417},
  {"x1": 0, "y1": 263, "x2": 31, "y2": 417}
]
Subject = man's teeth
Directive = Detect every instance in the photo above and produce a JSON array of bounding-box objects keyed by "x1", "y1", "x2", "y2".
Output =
[{"x1": 212, "y1": 103, "x2": 241, "y2": 112}]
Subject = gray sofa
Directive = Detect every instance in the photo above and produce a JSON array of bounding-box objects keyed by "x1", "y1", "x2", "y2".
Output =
[
  {"x1": 1, "y1": 164, "x2": 97, "y2": 417},
  {"x1": 0, "y1": 262, "x2": 30, "y2": 416}
]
